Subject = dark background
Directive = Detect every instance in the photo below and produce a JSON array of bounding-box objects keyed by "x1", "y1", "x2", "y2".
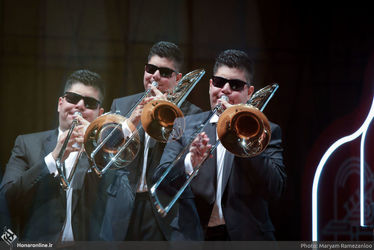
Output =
[{"x1": 1, "y1": 0, "x2": 374, "y2": 241}]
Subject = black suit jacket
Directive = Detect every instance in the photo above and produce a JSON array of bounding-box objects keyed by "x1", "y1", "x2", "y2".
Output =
[
  {"x1": 91, "y1": 92, "x2": 203, "y2": 241},
  {"x1": 0, "y1": 129, "x2": 94, "y2": 241},
  {"x1": 158, "y1": 111, "x2": 287, "y2": 240}
]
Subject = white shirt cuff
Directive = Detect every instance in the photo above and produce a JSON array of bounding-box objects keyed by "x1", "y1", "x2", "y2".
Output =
[
  {"x1": 184, "y1": 153, "x2": 194, "y2": 175},
  {"x1": 44, "y1": 153, "x2": 59, "y2": 177}
]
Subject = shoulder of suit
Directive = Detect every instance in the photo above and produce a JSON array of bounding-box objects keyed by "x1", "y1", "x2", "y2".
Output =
[
  {"x1": 269, "y1": 121, "x2": 282, "y2": 137},
  {"x1": 183, "y1": 110, "x2": 210, "y2": 121},
  {"x1": 269, "y1": 121, "x2": 280, "y2": 129},
  {"x1": 111, "y1": 92, "x2": 145, "y2": 114},
  {"x1": 17, "y1": 129, "x2": 56, "y2": 144},
  {"x1": 181, "y1": 101, "x2": 202, "y2": 115},
  {"x1": 112, "y1": 92, "x2": 145, "y2": 104},
  {"x1": 19, "y1": 129, "x2": 56, "y2": 139}
]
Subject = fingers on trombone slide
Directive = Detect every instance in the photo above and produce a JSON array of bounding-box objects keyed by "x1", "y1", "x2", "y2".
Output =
[
  {"x1": 130, "y1": 98, "x2": 153, "y2": 126},
  {"x1": 74, "y1": 115, "x2": 89, "y2": 126},
  {"x1": 190, "y1": 132, "x2": 212, "y2": 167},
  {"x1": 75, "y1": 124, "x2": 88, "y2": 140},
  {"x1": 150, "y1": 85, "x2": 167, "y2": 100},
  {"x1": 217, "y1": 98, "x2": 231, "y2": 110},
  {"x1": 62, "y1": 129, "x2": 83, "y2": 158}
]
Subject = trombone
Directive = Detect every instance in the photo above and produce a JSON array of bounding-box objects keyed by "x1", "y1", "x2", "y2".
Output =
[
  {"x1": 84, "y1": 69, "x2": 206, "y2": 176},
  {"x1": 150, "y1": 84, "x2": 279, "y2": 216},
  {"x1": 55, "y1": 111, "x2": 82, "y2": 190},
  {"x1": 141, "y1": 69, "x2": 205, "y2": 142}
]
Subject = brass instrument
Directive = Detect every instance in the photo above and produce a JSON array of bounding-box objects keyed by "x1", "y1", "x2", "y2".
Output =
[
  {"x1": 217, "y1": 83, "x2": 278, "y2": 157},
  {"x1": 84, "y1": 69, "x2": 205, "y2": 176},
  {"x1": 84, "y1": 113, "x2": 140, "y2": 176},
  {"x1": 141, "y1": 69, "x2": 206, "y2": 142},
  {"x1": 56, "y1": 111, "x2": 82, "y2": 190},
  {"x1": 84, "y1": 81, "x2": 158, "y2": 176},
  {"x1": 150, "y1": 84, "x2": 279, "y2": 216}
]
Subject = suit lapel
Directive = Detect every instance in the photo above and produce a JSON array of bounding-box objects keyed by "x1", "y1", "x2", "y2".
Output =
[
  {"x1": 43, "y1": 129, "x2": 58, "y2": 156},
  {"x1": 71, "y1": 153, "x2": 90, "y2": 214},
  {"x1": 146, "y1": 137, "x2": 157, "y2": 172},
  {"x1": 138, "y1": 124, "x2": 146, "y2": 143}
]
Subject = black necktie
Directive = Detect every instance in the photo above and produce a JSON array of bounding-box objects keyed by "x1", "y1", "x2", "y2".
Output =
[{"x1": 62, "y1": 162, "x2": 66, "y2": 179}]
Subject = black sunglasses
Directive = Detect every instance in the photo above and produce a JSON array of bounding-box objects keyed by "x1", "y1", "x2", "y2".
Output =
[
  {"x1": 212, "y1": 76, "x2": 249, "y2": 91},
  {"x1": 63, "y1": 92, "x2": 101, "y2": 110},
  {"x1": 145, "y1": 63, "x2": 177, "y2": 78}
]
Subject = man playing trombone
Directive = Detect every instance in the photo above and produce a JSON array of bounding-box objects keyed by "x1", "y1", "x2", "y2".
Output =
[
  {"x1": 157, "y1": 49, "x2": 287, "y2": 240},
  {"x1": 0, "y1": 70, "x2": 105, "y2": 242},
  {"x1": 95, "y1": 41, "x2": 203, "y2": 241}
]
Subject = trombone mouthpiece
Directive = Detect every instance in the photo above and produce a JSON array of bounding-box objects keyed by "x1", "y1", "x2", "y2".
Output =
[
  {"x1": 73, "y1": 111, "x2": 82, "y2": 124},
  {"x1": 220, "y1": 95, "x2": 229, "y2": 101},
  {"x1": 151, "y1": 81, "x2": 158, "y2": 88}
]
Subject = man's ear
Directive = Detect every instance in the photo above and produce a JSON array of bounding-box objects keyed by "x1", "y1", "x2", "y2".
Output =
[
  {"x1": 176, "y1": 72, "x2": 183, "y2": 82},
  {"x1": 57, "y1": 97, "x2": 63, "y2": 112},
  {"x1": 247, "y1": 85, "x2": 254, "y2": 99},
  {"x1": 99, "y1": 107, "x2": 104, "y2": 116}
]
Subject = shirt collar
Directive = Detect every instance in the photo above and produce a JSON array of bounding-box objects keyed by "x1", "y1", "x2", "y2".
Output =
[{"x1": 210, "y1": 113, "x2": 219, "y2": 124}]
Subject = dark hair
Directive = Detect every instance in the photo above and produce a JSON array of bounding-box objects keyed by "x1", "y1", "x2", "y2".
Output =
[
  {"x1": 213, "y1": 49, "x2": 254, "y2": 84},
  {"x1": 64, "y1": 69, "x2": 105, "y2": 102},
  {"x1": 147, "y1": 41, "x2": 183, "y2": 72}
]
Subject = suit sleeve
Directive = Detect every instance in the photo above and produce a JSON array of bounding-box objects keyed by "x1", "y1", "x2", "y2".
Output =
[
  {"x1": 238, "y1": 123, "x2": 286, "y2": 200},
  {"x1": 0, "y1": 135, "x2": 53, "y2": 202}
]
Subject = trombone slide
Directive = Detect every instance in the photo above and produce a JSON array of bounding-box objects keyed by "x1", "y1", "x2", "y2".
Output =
[{"x1": 56, "y1": 111, "x2": 81, "y2": 190}]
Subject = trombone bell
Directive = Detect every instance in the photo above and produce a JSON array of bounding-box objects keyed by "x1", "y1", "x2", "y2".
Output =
[
  {"x1": 217, "y1": 104, "x2": 271, "y2": 157},
  {"x1": 84, "y1": 113, "x2": 140, "y2": 171},
  {"x1": 141, "y1": 99, "x2": 184, "y2": 143},
  {"x1": 141, "y1": 69, "x2": 205, "y2": 143}
]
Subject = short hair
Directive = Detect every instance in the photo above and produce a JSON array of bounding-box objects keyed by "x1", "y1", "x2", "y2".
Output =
[
  {"x1": 213, "y1": 49, "x2": 254, "y2": 84},
  {"x1": 147, "y1": 41, "x2": 183, "y2": 72},
  {"x1": 64, "y1": 69, "x2": 105, "y2": 103}
]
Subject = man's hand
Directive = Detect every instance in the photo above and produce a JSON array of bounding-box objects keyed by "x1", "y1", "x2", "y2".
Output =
[
  {"x1": 216, "y1": 96, "x2": 232, "y2": 115},
  {"x1": 150, "y1": 85, "x2": 168, "y2": 100},
  {"x1": 189, "y1": 132, "x2": 212, "y2": 168},
  {"x1": 128, "y1": 85, "x2": 168, "y2": 127},
  {"x1": 128, "y1": 96, "x2": 154, "y2": 127},
  {"x1": 52, "y1": 115, "x2": 88, "y2": 162}
]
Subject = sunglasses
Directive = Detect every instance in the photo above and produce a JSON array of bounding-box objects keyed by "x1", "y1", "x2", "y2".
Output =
[
  {"x1": 145, "y1": 63, "x2": 177, "y2": 78},
  {"x1": 212, "y1": 76, "x2": 249, "y2": 91},
  {"x1": 63, "y1": 92, "x2": 101, "y2": 110}
]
